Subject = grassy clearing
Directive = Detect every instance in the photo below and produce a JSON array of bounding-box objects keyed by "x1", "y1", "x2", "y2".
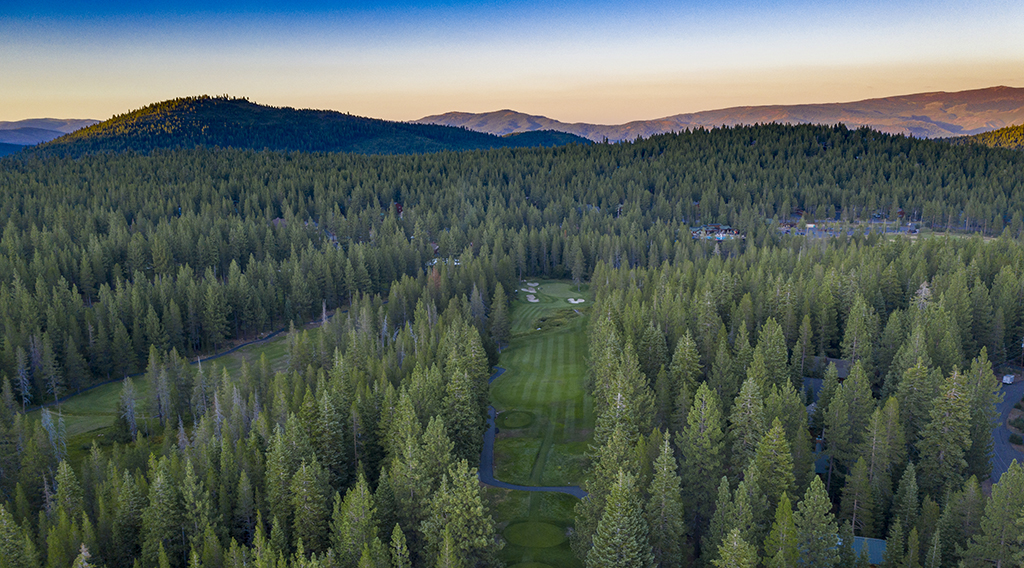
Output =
[
  {"x1": 30, "y1": 333, "x2": 291, "y2": 455},
  {"x1": 490, "y1": 279, "x2": 592, "y2": 567}
]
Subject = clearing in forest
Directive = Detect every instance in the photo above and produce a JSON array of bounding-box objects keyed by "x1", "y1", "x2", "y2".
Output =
[
  {"x1": 487, "y1": 280, "x2": 594, "y2": 568},
  {"x1": 30, "y1": 334, "x2": 290, "y2": 463}
]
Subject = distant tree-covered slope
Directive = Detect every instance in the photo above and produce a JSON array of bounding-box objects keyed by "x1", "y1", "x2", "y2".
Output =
[
  {"x1": 950, "y1": 123, "x2": 1024, "y2": 151},
  {"x1": 33, "y1": 95, "x2": 590, "y2": 157},
  {"x1": 0, "y1": 142, "x2": 23, "y2": 157}
]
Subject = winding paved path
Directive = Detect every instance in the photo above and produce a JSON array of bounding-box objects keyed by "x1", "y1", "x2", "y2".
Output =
[
  {"x1": 991, "y1": 378, "x2": 1024, "y2": 482},
  {"x1": 478, "y1": 367, "x2": 588, "y2": 499}
]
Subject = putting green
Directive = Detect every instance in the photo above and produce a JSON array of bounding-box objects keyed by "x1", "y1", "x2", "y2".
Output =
[
  {"x1": 497, "y1": 410, "x2": 535, "y2": 429},
  {"x1": 504, "y1": 522, "x2": 567, "y2": 548}
]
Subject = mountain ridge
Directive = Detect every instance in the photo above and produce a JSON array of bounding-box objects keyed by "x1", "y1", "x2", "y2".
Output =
[
  {"x1": 0, "y1": 118, "x2": 99, "y2": 146},
  {"x1": 28, "y1": 96, "x2": 590, "y2": 158},
  {"x1": 414, "y1": 86, "x2": 1024, "y2": 142}
]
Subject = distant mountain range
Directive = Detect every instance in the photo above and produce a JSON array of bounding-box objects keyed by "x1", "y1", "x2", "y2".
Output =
[
  {"x1": 26, "y1": 96, "x2": 589, "y2": 158},
  {"x1": 0, "y1": 118, "x2": 99, "y2": 147},
  {"x1": 414, "y1": 86, "x2": 1024, "y2": 142}
]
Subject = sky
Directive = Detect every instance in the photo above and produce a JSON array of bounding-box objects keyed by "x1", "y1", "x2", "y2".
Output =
[{"x1": 2, "y1": 0, "x2": 1023, "y2": 124}]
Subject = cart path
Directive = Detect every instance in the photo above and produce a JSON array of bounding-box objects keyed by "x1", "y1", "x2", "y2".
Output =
[
  {"x1": 991, "y1": 378, "x2": 1024, "y2": 483},
  {"x1": 478, "y1": 367, "x2": 587, "y2": 499}
]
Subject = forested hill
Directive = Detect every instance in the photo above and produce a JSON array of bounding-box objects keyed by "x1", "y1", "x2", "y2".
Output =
[
  {"x1": 31, "y1": 96, "x2": 590, "y2": 157},
  {"x1": 951, "y1": 123, "x2": 1024, "y2": 151}
]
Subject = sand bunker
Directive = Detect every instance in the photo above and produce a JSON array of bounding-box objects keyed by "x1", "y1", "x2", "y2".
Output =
[
  {"x1": 521, "y1": 287, "x2": 536, "y2": 293},
  {"x1": 527, "y1": 282, "x2": 539, "y2": 287},
  {"x1": 567, "y1": 298, "x2": 586, "y2": 304},
  {"x1": 526, "y1": 294, "x2": 539, "y2": 303}
]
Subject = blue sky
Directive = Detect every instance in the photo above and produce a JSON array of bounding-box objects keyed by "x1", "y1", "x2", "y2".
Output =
[{"x1": 2, "y1": 0, "x2": 1023, "y2": 123}]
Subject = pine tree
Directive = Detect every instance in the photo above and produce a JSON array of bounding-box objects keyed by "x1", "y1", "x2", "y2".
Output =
[
  {"x1": 837, "y1": 521, "x2": 857, "y2": 568},
  {"x1": 792, "y1": 313, "x2": 814, "y2": 379},
  {"x1": 895, "y1": 359, "x2": 939, "y2": 447},
  {"x1": 935, "y1": 476, "x2": 985, "y2": 567},
  {"x1": 750, "y1": 417, "x2": 795, "y2": 513},
  {"x1": 333, "y1": 472, "x2": 378, "y2": 568},
  {"x1": 728, "y1": 377, "x2": 765, "y2": 475},
  {"x1": 794, "y1": 476, "x2": 839, "y2": 568},
  {"x1": 840, "y1": 457, "x2": 875, "y2": 537},
  {"x1": 390, "y1": 524, "x2": 411, "y2": 568},
  {"x1": 645, "y1": 434, "x2": 686, "y2": 568},
  {"x1": 905, "y1": 527, "x2": 921, "y2": 568},
  {"x1": 893, "y1": 462, "x2": 919, "y2": 532},
  {"x1": 181, "y1": 459, "x2": 214, "y2": 552},
  {"x1": 962, "y1": 349, "x2": 1002, "y2": 481},
  {"x1": 880, "y1": 519, "x2": 905, "y2": 568},
  {"x1": 676, "y1": 383, "x2": 725, "y2": 542},
  {"x1": 141, "y1": 457, "x2": 183, "y2": 568},
  {"x1": 441, "y1": 368, "x2": 484, "y2": 464},
  {"x1": 754, "y1": 317, "x2": 790, "y2": 391},
  {"x1": 290, "y1": 458, "x2": 329, "y2": 554},
  {"x1": 573, "y1": 423, "x2": 640, "y2": 561},
  {"x1": 420, "y1": 459, "x2": 500, "y2": 568},
  {"x1": 488, "y1": 283, "x2": 510, "y2": 349},
  {"x1": 712, "y1": 528, "x2": 758, "y2": 568},
  {"x1": 858, "y1": 397, "x2": 905, "y2": 524},
  {"x1": 961, "y1": 460, "x2": 1024, "y2": 568},
  {"x1": 593, "y1": 340, "x2": 655, "y2": 447},
  {"x1": 433, "y1": 525, "x2": 464, "y2": 568},
  {"x1": 842, "y1": 295, "x2": 877, "y2": 367},
  {"x1": 764, "y1": 492, "x2": 798, "y2": 568},
  {"x1": 916, "y1": 370, "x2": 972, "y2": 498},
  {"x1": 0, "y1": 503, "x2": 38, "y2": 568},
  {"x1": 112, "y1": 469, "x2": 145, "y2": 566},
  {"x1": 586, "y1": 469, "x2": 654, "y2": 568},
  {"x1": 669, "y1": 331, "x2": 702, "y2": 402},
  {"x1": 54, "y1": 460, "x2": 84, "y2": 521}
]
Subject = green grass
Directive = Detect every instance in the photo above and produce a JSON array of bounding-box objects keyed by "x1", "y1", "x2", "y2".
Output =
[
  {"x1": 29, "y1": 333, "x2": 291, "y2": 449},
  {"x1": 483, "y1": 486, "x2": 582, "y2": 568},
  {"x1": 495, "y1": 438, "x2": 544, "y2": 484},
  {"x1": 504, "y1": 521, "x2": 567, "y2": 548},
  {"x1": 497, "y1": 410, "x2": 536, "y2": 429},
  {"x1": 510, "y1": 281, "x2": 589, "y2": 336},
  {"x1": 539, "y1": 442, "x2": 589, "y2": 487},
  {"x1": 490, "y1": 280, "x2": 592, "y2": 567}
]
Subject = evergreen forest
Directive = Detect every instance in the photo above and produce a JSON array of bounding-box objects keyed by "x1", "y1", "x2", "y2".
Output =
[{"x1": 0, "y1": 122, "x2": 1023, "y2": 567}]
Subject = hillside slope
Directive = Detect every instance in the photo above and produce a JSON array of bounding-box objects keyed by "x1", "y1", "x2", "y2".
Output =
[
  {"x1": 952, "y1": 123, "x2": 1024, "y2": 151},
  {"x1": 415, "y1": 86, "x2": 1024, "y2": 142},
  {"x1": 33, "y1": 96, "x2": 589, "y2": 157}
]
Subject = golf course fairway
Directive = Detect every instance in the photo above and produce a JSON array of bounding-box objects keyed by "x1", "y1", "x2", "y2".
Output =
[{"x1": 487, "y1": 280, "x2": 593, "y2": 568}]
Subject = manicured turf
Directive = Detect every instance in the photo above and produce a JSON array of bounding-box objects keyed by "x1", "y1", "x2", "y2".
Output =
[
  {"x1": 497, "y1": 410, "x2": 536, "y2": 429},
  {"x1": 491, "y1": 280, "x2": 592, "y2": 568},
  {"x1": 505, "y1": 522, "x2": 567, "y2": 547}
]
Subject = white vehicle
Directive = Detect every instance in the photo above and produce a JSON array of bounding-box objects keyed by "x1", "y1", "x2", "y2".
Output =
[{"x1": 1003, "y1": 374, "x2": 1016, "y2": 385}]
